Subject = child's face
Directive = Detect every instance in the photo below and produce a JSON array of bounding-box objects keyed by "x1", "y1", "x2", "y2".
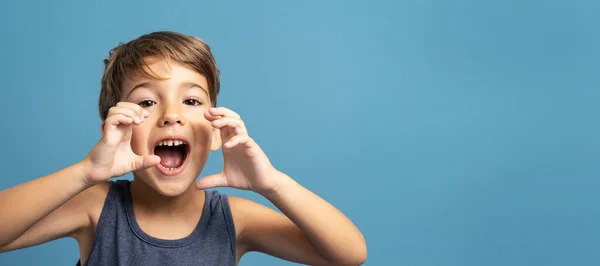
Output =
[{"x1": 120, "y1": 57, "x2": 220, "y2": 196}]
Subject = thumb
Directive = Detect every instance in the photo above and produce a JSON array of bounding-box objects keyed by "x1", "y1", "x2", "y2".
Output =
[
  {"x1": 196, "y1": 172, "x2": 229, "y2": 190},
  {"x1": 133, "y1": 155, "x2": 161, "y2": 170}
]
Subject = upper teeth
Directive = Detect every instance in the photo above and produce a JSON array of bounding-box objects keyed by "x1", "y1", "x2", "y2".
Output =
[{"x1": 157, "y1": 140, "x2": 185, "y2": 146}]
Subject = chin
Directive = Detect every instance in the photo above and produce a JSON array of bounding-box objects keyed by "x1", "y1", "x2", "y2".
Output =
[
  {"x1": 134, "y1": 167, "x2": 201, "y2": 198},
  {"x1": 153, "y1": 178, "x2": 196, "y2": 197}
]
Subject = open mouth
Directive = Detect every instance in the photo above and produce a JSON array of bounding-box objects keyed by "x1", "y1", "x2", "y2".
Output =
[{"x1": 153, "y1": 139, "x2": 190, "y2": 175}]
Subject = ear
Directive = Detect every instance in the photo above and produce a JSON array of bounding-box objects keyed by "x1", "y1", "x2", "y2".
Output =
[
  {"x1": 100, "y1": 121, "x2": 106, "y2": 138},
  {"x1": 210, "y1": 127, "x2": 222, "y2": 151}
]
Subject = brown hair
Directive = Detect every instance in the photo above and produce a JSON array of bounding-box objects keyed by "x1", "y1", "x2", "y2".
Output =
[{"x1": 98, "y1": 31, "x2": 220, "y2": 120}]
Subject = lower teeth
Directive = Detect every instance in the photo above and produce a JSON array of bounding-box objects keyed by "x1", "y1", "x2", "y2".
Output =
[{"x1": 160, "y1": 165, "x2": 176, "y2": 171}]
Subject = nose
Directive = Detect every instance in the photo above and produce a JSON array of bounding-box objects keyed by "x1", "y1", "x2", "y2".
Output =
[{"x1": 158, "y1": 106, "x2": 186, "y2": 127}]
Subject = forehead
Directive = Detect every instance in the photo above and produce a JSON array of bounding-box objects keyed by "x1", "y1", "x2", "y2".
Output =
[{"x1": 121, "y1": 57, "x2": 209, "y2": 97}]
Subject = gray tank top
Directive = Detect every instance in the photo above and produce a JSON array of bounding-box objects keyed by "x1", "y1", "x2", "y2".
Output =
[{"x1": 77, "y1": 180, "x2": 236, "y2": 266}]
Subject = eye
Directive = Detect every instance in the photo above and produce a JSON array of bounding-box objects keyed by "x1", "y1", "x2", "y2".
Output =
[
  {"x1": 138, "y1": 100, "x2": 156, "y2": 107},
  {"x1": 183, "y1": 98, "x2": 202, "y2": 106}
]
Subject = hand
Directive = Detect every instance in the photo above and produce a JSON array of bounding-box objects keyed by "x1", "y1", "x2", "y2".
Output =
[
  {"x1": 196, "y1": 107, "x2": 281, "y2": 195},
  {"x1": 83, "y1": 102, "x2": 160, "y2": 185}
]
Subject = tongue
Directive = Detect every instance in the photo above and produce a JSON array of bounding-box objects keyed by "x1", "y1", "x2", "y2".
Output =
[{"x1": 155, "y1": 148, "x2": 184, "y2": 168}]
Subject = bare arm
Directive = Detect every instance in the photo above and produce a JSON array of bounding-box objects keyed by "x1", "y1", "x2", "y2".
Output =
[
  {"x1": 196, "y1": 107, "x2": 367, "y2": 265},
  {"x1": 0, "y1": 161, "x2": 92, "y2": 249},
  {"x1": 233, "y1": 172, "x2": 367, "y2": 266},
  {"x1": 0, "y1": 102, "x2": 158, "y2": 252}
]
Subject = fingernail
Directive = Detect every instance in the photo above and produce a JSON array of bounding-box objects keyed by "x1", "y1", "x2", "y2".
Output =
[{"x1": 143, "y1": 110, "x2": 150, "y2": 116}]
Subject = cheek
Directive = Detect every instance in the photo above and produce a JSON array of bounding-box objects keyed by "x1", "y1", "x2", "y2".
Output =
[
  {"x1": 183, "y1": 110, "x2": 210, "y2": 129},
  {"x1": 195, "y1": 123, "x2": 214, "y2": 143},
  {"x1": 187, "y1": 117, "x2": 214, "y2": 146}
]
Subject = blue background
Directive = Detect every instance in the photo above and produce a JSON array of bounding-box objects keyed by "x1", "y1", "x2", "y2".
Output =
[{"x1": 0, "y1": 0, "x2": 598, "y2": 265}]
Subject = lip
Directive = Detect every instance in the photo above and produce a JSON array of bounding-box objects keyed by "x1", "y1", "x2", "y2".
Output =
[{"x1": 152, "y1": 135, "x2": 191, "y2": 177}]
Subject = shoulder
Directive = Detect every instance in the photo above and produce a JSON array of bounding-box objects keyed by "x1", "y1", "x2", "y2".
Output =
[
  {"x1": 85, "y1": 181, "x2": 113, "y2": 217},
  {"x1": 227, "y1": 195, "x2": 261, "y2": 229},
  {"x1": 227, "y1": 195, "x2": 288, "y2": 250},
  {"x1": 69, "y1": 181, "x2": 113, "y2": 221},
  {"x1": 83, "y1": 180, "x2": 113, "y2": 202},
  {"x1": 227, "y1": 195, "x2": 268, "y2": 219},
  {"x1": 210, "y1": 193, "x2": 289, "y2": 239},
  {"x1": 71, "y1": 181, "x2": 114, "y2": 238},
  {"x1": 227, "y1": 195, "x2": 280, "y2": 230}
]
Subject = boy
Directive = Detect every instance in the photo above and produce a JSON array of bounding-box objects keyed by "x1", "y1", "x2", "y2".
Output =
[{"x1": 0, "y1": 31, "x2": 367, "y2": 265}]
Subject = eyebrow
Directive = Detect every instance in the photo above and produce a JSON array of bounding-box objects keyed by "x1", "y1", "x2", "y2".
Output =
[{"x1": 126, "y1": 81, "x2": 209, "y2": 98}]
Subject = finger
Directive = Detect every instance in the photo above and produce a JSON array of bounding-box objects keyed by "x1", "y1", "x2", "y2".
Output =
[
  {"x1": 119, "y1": 102, "x2": 150, "y2": 118},
  {"x1": 211, "y1": 117, "x2": 247, "y2": 134},
  {"x1": 203, "y1": 110, "x2": 222, "y2": 121},
  {"x1": 105, "y1": 113, "x2": 134, "y2": 127},
  {"x1": 108, "y1": 106, "x2": 138, "y2": 119},
  {"x1": 196, "y1": 173, "x2": 229, "y2": 190},
  {"x1": 133, "y1": 155, "x2": 161, "y2": 170},
  {"x1": 108, "y1": 107, "x2": 146, "y2": 124},
  {"x1": 209, "y1": 107, "x2": 241, "y2": 119},
  {"x1": 116, "y1": 102, "x2": 150, "y2": 119},
  {"x1": 117, "y1": 101, "x2": 147, "y2": 115},
  {"x1": 223, "y1": 134, "x2": 252, "y2": 149},
  {"x1": 102, "y1": 114, "x2": 134, "y2": 145}
]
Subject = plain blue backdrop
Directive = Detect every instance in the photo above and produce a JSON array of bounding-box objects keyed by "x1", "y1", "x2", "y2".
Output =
[{"x1": 0, "y1": 0, "x2": 598, "y2": 265}]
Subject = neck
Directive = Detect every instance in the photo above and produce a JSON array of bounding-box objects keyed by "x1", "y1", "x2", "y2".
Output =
[{"x1": 129, "y1": 178, "x2": 201, "y2": 216}]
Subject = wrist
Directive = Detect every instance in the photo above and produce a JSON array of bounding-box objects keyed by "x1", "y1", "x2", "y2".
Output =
[
  {"x1": 78, "y1": 157, "x2": 101, "y2": 188},
  {"x1": 259, "y1": 171, "x2": 297, "y2": 200}
]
